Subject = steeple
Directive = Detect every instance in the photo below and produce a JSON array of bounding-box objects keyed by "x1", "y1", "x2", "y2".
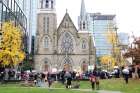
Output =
[
  {"x1": 78, "y1": 0, "x2": 89, "y2": 31},
  {"x1": 80, "y1": 0, "x2": 86, "y2": 19}
]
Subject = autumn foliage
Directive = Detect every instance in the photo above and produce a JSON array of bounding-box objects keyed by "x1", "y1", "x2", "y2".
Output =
[
  {"x1": 100, "y1": 55, "x2": 116, "y2": 67},
  {"x1": 106, "y1": 30, "x2": 125, "y2": 66},
  {"x1": 0, "y1": 22, "x2": 25, "y2": 66},
  {"x1": 106, "y1": 31, "x2": 117, "y2": 45}
]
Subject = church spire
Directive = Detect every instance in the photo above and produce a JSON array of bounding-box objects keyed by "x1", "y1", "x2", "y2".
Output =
[
  {"x1": 78, "y1": 0, "x2": 89, "y2": 31},
  {"x1": 80, "y1": 0, "x2": 86, "y2": 19}
]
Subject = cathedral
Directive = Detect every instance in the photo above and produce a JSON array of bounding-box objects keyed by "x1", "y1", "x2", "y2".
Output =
[{"x1": 34, "y1": 0, "x2": 96, "y2": 72}]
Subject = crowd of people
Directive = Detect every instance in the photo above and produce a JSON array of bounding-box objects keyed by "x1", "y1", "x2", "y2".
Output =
[{"x1": 0, "y1": 65, "x2": 140, "y2": 90}]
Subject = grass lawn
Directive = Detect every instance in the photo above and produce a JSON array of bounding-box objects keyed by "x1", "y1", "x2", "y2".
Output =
[
  {"x1": 53, "y1": 78, "x2": 140, "y2": 93},
  {"x1": 100, "y1": 78, "x2": 140, "y2": 93},
  {"x1": 0, "y1": 79, "x2": 140, "y2": 93},
  {"x1": 0, "y1": 83, "x2": 94, "y2": 93},
  {"x1": 0, "y1": 87, "x2": 94, "y2": 93}
]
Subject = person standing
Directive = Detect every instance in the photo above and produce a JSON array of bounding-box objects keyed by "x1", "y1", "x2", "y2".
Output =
[
  {"x1": 93, "y1": 66, "x2": 100, "y2": 90},
  {"x1": 95, "y1": 70, "x2": 100, "y2": 90},
  {"x1": 47, "y1": 72, "x2": 52, "y2": 88},
  {"x1": 89, "y1": 74, "x2": 96, "y2": 90},
  {"x1": 122, "y1": 66, "x2": 129, "y2": 84},
  {"x1": 65, "y1": 72, "x2": 72, "y2": 88}
]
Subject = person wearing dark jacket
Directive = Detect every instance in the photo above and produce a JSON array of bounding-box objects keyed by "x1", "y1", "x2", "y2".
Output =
[{"x1": 89, "y1": 74, "x2": 96, "y2": 90}]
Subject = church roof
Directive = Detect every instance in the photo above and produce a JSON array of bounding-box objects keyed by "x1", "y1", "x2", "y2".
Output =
[{"x1": 57, "y1": 11, "x2": 78, "y2": 32}]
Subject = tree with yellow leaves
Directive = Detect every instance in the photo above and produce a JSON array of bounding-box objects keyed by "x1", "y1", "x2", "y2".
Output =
[
  {"x1": 0, "y1": 22, "x2": 25, "y2": 67},
  {"x1": 99, "y1": 55, "x2": 116, "y2": 70},
  {"x1": 106, "y1": 30, "x2": 118, "y2": 46},
  {"x1": 105, "y1": 27, "x2": 125, "y2": 66}
]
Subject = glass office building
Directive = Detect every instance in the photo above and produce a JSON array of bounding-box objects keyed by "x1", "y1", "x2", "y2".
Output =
[
  {"x1": 15, "y1": 0, "x2": 37, "y2": 53},
  {"x1": 118, "y1": 32, "x2": 129, "y2": 45},
  {"x1": 89, "y1": 13, "x2": 116, "y2": 57}
]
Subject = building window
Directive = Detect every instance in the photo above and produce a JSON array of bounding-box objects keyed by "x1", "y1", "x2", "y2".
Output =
[
  {"x1": 63, "y1": 57, "x2": 72, "y2": 71},
  {"x1": 43, "y1": 17, "x2": 49, "y2": 33},
  {"x1": 40, "y1": 0, "x2": 43, "y2": 8},
  {"x1": 51, "y1": 0, "x2": 54, "y2": 9},
  {"x1": 47, "y1": 17, "x2": 49, "y2": 32},
  {"x1": 44, "y1": 37, "x2": 48, "y2": 48},
  {"x1": 61, "y1": 32, "x2": 73, "y2": 54},
  {"x1": 83, "y1": 22, "x2": 85, "y2": 29},
  {"x1": 80, "y1": 22, "x2": 82, "y2": 30},
  {"x1": 45, "y1": 0, "x2": 49, "y2": 8},
  {"x1": 82, "y1": 40, "x2": 86, "y2": 49}
]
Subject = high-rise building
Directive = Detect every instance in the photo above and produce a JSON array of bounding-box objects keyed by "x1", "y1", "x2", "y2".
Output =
[
  {"x1": 78, "y1": 0, "x2": 116, "y2": 57},
  {"x1": 15, "y1": 0, "x2": 37, "y2": 54},
  {"x1": 118, "y1": 32, "x2": 129, "y2": 46},
  {"x1": 89, "y1": 13, "x2": 116, "y2": 57}
]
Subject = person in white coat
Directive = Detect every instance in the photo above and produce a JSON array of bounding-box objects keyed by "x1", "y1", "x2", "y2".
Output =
[{"x1": 122, "y1": 67, "x2": 129, "y2": 84}]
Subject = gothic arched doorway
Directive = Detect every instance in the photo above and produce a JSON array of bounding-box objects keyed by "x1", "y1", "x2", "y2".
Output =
[
  {"x1": 81, "y1": 61, "x2": 88, "y2": 72},
  {"x1": 44, "y1": 58, "x2": 50, "y2": 72},
  {"x1": 44, "y1": 61, "x2": 49, "y2": 71}
]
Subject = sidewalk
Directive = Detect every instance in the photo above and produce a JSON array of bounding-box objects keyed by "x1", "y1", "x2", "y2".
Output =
[
  {"x1": 49, "y1": 88, "x2": 122, "y2": 93},
  {"x1": 97, "y1": 90, "x2": 121, "y2": 93}
]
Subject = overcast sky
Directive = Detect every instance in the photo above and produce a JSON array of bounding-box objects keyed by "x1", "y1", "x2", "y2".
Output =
[{"x1": 56, "y1": 0, "x2": 140, "y2": 36}]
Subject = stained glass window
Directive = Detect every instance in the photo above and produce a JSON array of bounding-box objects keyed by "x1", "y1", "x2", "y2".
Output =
[
  {"x1": 61, "y1": 32, "x2": 73, "y2": 53},
  {"x1": 63, "y1": 57, "x2": 72, "y2": 71},
  {"x1": 64, "y1": 57, "x2": 71, "y2": 64}
]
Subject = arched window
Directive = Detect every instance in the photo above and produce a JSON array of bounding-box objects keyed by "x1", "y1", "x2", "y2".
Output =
[
  {"x1": 44, "y1": 37, "x2": 48, "y2": 48},
  {"x1": 82, "y1": 40, "x2": 86, "y2": 49},
  {"x1": 61, "y1": 32, "x2": 73, "y2": 53}
]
